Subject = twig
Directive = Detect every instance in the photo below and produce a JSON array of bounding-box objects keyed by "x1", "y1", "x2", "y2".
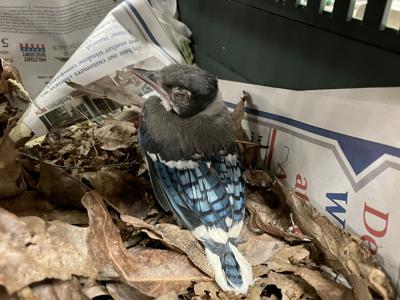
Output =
[
  {"x1": 124, "y1": 231, "x2": 144, "y2": 249},
  {"x1": 90, "y1": 127, "x2": 99, "y2": 158},
  {"x1": 20, "y1": 152, "x2": 135, "y2": 170},
  {"x1": 148, "y1": 211, "x2": 166, "y2": 225},
  {"x1": 235, "y1": 139, "x2": 269, "y2": 149}
]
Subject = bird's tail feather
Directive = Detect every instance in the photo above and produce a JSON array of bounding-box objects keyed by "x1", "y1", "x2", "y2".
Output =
[{"x1": 204, "y1": 241, "x2": 253, "y2": 294}]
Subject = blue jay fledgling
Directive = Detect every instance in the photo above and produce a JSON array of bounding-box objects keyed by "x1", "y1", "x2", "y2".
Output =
[{"x1": 138, "y1": 64, "x2": 253, "y2": 293}]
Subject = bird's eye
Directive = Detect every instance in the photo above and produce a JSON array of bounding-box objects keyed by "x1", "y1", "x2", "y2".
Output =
[{"x1": 172, "y1": 87, "x2": 191, "y2": 103}]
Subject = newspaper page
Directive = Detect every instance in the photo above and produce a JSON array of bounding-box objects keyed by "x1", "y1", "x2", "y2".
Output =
[
  {"x1": 219, "y1": 79, "x2": 400, "y2": 298},
  {"x1": 16, "y1": 0, "x2": 188, "y2": 136},
  {"x1": 0, "y1": 0, "x2": 120, "y2": 98}
]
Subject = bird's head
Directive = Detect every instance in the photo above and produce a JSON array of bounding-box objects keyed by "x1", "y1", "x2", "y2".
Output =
[{"x1": 135, "y1": 64, "x2": 219, "y2": 118}]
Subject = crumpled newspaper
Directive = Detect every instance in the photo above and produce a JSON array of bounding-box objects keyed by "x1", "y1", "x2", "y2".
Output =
[{"x1": 9, "y1": 0, "x2": 191, "y2": 141}]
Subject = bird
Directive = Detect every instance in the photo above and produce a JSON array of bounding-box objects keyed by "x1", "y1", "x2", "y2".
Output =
[{"x1": 138, "y1": 64, "x2": 253, "y2": 294}]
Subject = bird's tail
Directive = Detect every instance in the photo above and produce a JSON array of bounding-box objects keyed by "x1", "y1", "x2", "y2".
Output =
[{"x1": 203, "y1": 240, "x2": 253, "y2": 294}]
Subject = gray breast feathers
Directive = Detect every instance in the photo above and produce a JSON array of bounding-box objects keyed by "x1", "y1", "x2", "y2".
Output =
[{"x1": 140, "y1": 96, "x2": 235, "y2": 160}]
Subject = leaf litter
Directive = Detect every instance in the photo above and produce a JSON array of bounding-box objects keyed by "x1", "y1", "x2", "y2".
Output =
[{"x1": 0, "y1": 77, "x2": 395, "y2": 300}]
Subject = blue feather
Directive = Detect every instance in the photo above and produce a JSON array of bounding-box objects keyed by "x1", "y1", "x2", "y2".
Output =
[
  {"x1": 146, "y1": 153, "x2": 245, "y2": 233},
  {"x1": 144, "y1": 150, "x2": 248, "y2": 291}
]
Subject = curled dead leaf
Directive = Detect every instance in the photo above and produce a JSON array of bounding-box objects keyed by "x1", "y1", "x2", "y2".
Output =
[
  {"x1": 0, "y1": 191, "x2": 88, "y2": 225},
  {"x1": 0, "y1": 102, "x2": 11, "y2": 125},
  {"x1": 93, "y1": 120, "x2": 137, "y2": 151},
  {"x1": 193, "y1": 281, "x2": 220, "y2": 299},
  {"x1": 262, "y1": 271, "x2": 316, "y2": 300},
  {"x1": 39, "y1": 162, "x2": 87, "y2": 209},
  {"x1": 294, "y1": 268, "x2": 353, "y2": 300},
  {"x1": 243, "y1": 169, "x2": 273, "y2": 187},
  {"x1": 238, "y1": 234, "x2": 284, "y2": 267},
  {"x1": 266, "y1": 245, "x2": 352, "y2": 299},
  {"x1": 0, "y1": 59, "x2": 22, "y2": 94},
  {"x1": 82, "y1": 192, "x2": 210, "y2": 298},
  {"x1": 246, "y1": 192, "x2": 306, "y2": 243},
  {"x1": 0, "y1": 132, "x2": 25, "y2": 198},
  {"x1": 106, "y1": 282, "x2": 152, "y2": 300},
  {"x1": 0, "y1": 208, "x2": 97, "y2": 294},
  {"x1": 274, "y1": 181, "x2": 394, "y2": 300},
  {"x1": 28, "y1": 278, "x2": 89, "y2": 300},
  {"x1": 24, "y1": 120, "x2": 141, "y2": 174},
  {"x1": 252, "y1": 265, "x2": 270, "y2": 278},
  {"x1": 83, "y1": 284, "x2": 109, "y2": 299},
  {"x1": 155, "y1": 290, "x2": 179, "y2": 300},
  {"x1": 121, "y1": 215, "x2": 213, "y2": 277},
  {"x1": 231, "y1": 91, "x2": 247, "y2": 141},
  {"x1": 231, "y1": 91, "x2": 261, "y2": 169},
  {"x1": 85, "y1": 169, "x2": 147, "y2": 219},
  {"x1": 266, "y1": 245, "x2": 311, "y2": 273}
]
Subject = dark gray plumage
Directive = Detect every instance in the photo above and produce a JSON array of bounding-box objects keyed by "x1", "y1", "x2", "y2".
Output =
[
  {"x1": 138, "y1": 64, "x2": 252, "y2": 293},
  {"x1": 140, "y1": 94, "x2": 235, "y2": 160}
]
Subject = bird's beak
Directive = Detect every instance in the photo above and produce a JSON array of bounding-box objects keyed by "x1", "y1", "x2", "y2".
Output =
[{"x1": 131, "y1": 68, "x2": 171, "y2": 103}]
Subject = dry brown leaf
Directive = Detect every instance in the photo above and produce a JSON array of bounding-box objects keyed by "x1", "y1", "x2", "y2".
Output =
[
  {"x1": 86, "y1": 170, "x2": 147, "y2": 219},
  {"x1": 266, "y1": 245, "x2": 352, "y2": 299},
  {"x1": 275, "y1": 181, "x2": 394, "y2": 300},
  {"x1": 129, "y1": 247, "x2": 210, "y2": 297},
  {"x1": 106, "y1": 282, "x2": 152, "y2": 300},
  {"x1": 193, "y1": 281, "x2": 220, "y2": 299},
  {"x1": 123, "y1": 216, "x2": 290, "y2": 298},
  {"x1": 0, "y1": 58, "x2": 23, "y2": 94},
  {"x1": 83, "y1": 284, "x2": 109, "y2": 299},
  {"x1": 0, "y1": 191, "x2": 52, "y2": 213},
  {"x1": 231, "y1": 91, "x2": 261, "y2": 169},
  {"x1": 263, "y1": 271, "x2": 314, "y2": 300},
  {"x1": 82, "y1": 191, "x2": 210, "y2": 298},
  {"x1": 0, "y1": 287, "x2": 18, "y2": 300},
  {"x1": 29, "y1": 278, "x2": 88, "y2": 300},
  {"x1": 246, "y1": 272, "x2": 310, "y2": 300},
  {"x1": 0, "y1": 191, "x2": 88, "y2": 225},
  {"x1": 93, "y1": 120, "x2": 137, "y2": 151},
  {"x1": 0, "y1": 132, "x2": 24, "y2": 198},
  {"x1": 123, "y1": 214, "x2": 286, "y2": 283},
  {"x1": 0, "y1": 99, "x2": 19, "y2": 137},
  {"x1": 246, "y1": 192, "x2": 305, "y2": 243},
  {"x1": 16, "y1": 287, "x2": 39, "y2": 300},
  {"x1": 0, "y1": 208, "x2": 97, "y2": 294},
  {"x1": 243, "y1": 169, "x2": 273, "y2": 187},
  {"x1": 39, "y1": 162, "x2": 87, "y2": 209},
  {"x1": 294, "y1": 268, "x2": 352, "y2": 300},
  {"x1": 246, "y1": 277, "x2": 288, "y2": 300},
  {"x1": 252, "y1": 265, "x2": 270, "y2": 278},
  {"x1": 266, "y1": 245, "x2": 311, "y2": 273},
  {"x1": 25, "y1": 120, "x2": 141, "y2": 174},
  {"x1": 193, "y1": 281, "x2": 246, "y2": 300},
  {"x1": 0, "y1": 102, "x2": 10, "y2": 124},
  {"x1": 121, "y1": 215, "x2": 213, "y2": 277},
  {"x1": 238, "y1": 234, "x2": 284, "y2": 267},
  {"x1": 231, "y1": 91, "x2": 247, "y2": 142},
  {"x1": 245, "y1": 280, "x2": 266, "y2": 300},
  {"x1": 155, "y1": 290, "x2": 180, "y2": 300}
]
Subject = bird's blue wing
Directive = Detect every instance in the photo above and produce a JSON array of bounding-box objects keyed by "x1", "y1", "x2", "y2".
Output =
[
  {"x1": 211, "y1": 155, "x2": 246, "y2": 225},
  {"x1": 146, "y1": 156, "x2": 172, "y2": 213},
  {"x1": 145, "y1": 152, "x2": 245, "y2": 237}
]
